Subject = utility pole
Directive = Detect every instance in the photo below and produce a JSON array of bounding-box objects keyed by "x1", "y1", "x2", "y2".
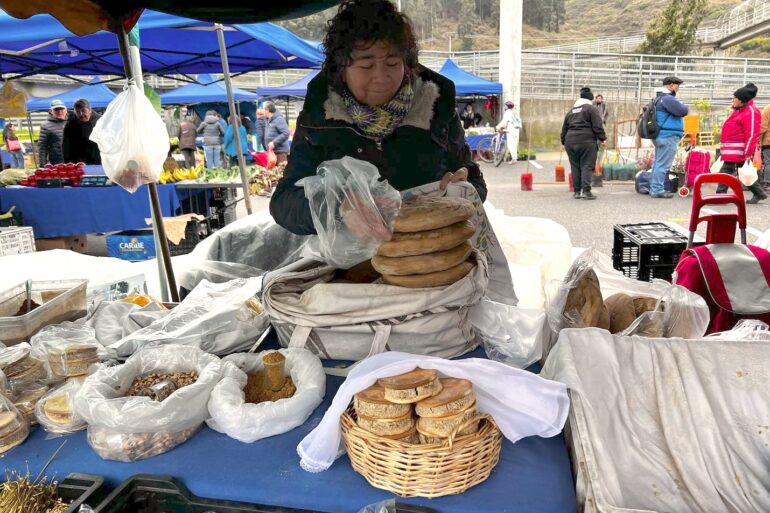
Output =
[{"x1": 499, "y1": 0, "x2": 523, "y2": 118}]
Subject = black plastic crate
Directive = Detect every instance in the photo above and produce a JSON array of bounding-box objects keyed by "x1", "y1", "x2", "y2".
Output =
[
  {"x1": 612, "y1": 222, "x2": 688, "y2": 282},
  {"x1": 94, "y1": 474, "x2": 438, "y2": 513},
  {"x1": 58, "y1": 473, "x2": 106, "y2": 512},
  {"x1": 168, "y1": 219, "x2": 206, "y2": 257}
]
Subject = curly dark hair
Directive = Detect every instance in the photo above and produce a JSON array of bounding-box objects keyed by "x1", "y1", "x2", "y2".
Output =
[{"x1": 322, "y1": 0, "x2": 419, "y2": 92}]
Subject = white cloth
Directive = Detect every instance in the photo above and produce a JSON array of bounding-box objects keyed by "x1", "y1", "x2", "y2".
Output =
[
  {"x1": 542, "y1": 328, "x2": 770, "y2": 513},
  {"x1": 297, "y1": 351, "x2": 570, "y2": 472}
]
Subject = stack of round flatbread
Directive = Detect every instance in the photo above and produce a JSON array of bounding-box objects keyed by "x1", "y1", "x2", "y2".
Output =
[{"x1": 373, "y1": 196, "x2": 477, "y2": 288}]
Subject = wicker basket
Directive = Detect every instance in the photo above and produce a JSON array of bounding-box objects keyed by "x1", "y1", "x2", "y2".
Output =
[{"x1": 340, "y1": 407, "x2": 503, "y2": 498}]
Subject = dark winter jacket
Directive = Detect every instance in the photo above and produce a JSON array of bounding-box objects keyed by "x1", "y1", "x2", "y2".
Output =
[
  {"x1": 63, "y1": 112, "x2": 101, "y2": 164},
  {"x1": 460, "y1": 109, "x2": 482, "y2": 129},
  {"x1": 654, "y1": 88, "x2": 688, "y2": 140},
  {"x1": 177, "y1": 120, "x2": 198, "y2": 150},
  {"x1": 197, "y1": 115, "x2": 225, "y2": 146},
  {"x1": 270, "y1": 65, "x2": 486, "y2": 236},
  {"x1": 37, "y1": 115, "x2": 66, "y2": 165},
  {"x1": 265, "y1": 111, "x2": 290, "y2": 154},
  {"x1": 560, "y1": 99, "x2": 607, "y2": 146}
]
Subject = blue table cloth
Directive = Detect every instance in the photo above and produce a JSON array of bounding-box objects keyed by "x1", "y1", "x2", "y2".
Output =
[
  {"x1": 465, "y1": 134, "x2": 494, "y2": 151},
  {"x1": 4, "y1": 372, "x2": 576, "y2": 513},
  {"x1": 0, "y1": 184, "x2": 180, "y2": 238}
]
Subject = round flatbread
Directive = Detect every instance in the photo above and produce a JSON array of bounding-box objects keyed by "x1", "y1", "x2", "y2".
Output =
[
  {"x1": 371, "y1": 241, "x2": 472, "y2": 276},
  {"x1": 377, "y1": 220, "x2": 476, "y2": 257},
  {"x1": 562, "y1": 269, "x2": 604, "y2": 328},
  {"x1": 382, "y1": 259, "x2": 475, "y2": 288},
  {"x1": 393, "y1": 196, "x2": 475, "y2": 233}
]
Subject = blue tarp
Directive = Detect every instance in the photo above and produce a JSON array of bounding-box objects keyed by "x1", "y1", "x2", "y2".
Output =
[
  {"x1": 256, "y1": 69, "x2": 320, "y2": 98},
  {"x1": 0, "y1": 9, "x2": 323, "y2": 78},
  {"x1": 160, "y1": 74, "x2": 259, "y2": 104},
  {"x1": 438, "y1": 59, "x2": 502, "y2": 97},
  {"x1": 26, "y1": 78, "x2": 117, "y2": 111}
]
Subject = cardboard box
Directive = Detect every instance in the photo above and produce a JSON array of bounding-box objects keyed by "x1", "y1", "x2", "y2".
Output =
[
  {"x1": 35, "y1": 235, "x2": 88, "y2": 254},
  {"x1": 106, "y1": 230, "x2": 156, "y2": 261}
]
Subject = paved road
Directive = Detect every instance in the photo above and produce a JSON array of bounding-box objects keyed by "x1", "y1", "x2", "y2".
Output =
[{"x1": 480, "y1": 159, "x2": 770, "y2": 255}]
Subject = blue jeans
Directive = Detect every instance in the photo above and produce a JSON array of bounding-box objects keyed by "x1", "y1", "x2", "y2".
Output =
[
  {"x1": 651, "y1": 136, "x2": 678, "y2": 194},
  {"x1": 204, "y1": 145, "x2": 222, "y2": 169},
  {"x1": 10, "y1": 151, "x2": 24, "y2": 169}
]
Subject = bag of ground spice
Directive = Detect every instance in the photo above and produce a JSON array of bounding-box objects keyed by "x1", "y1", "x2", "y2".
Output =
[{"x1": 206, "y1": 348, "x2": 325, "y2": 443}]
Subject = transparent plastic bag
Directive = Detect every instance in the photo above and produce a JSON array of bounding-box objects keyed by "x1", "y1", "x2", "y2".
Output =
[
  {"x1": 206, "y1": 348, "x2": 326, "y2": 443},
  {"x1": 620, "y1": 285, "x2": 709, "y2": 339},
  {"x1": 90, "y1": 84, "x2": 169, "y2": 192},
  {"x1": 108, "y1": 277, "x2": 267, "y2": 357},
  {"x1": 0, "y1": 395, "x2": 28, "y2": 455},
  {"x1": 31, "y1": 323, "x2": 101, "y2": 378},
  {"x1": 0, "y1": 80, "x2": 27, "y2": 117},
  {"x1": 471, "y1": 299, "x2": 546, "y2": 369},
  {"x1": 357, "y1": 500, "x2": 396, "y2": 513},
  {"x1": 11, "y1": 381, "x2": 49, "y2": 426},
  {"x1": 73, "y1": 344, "x2": 223, "y2": 461},
  {"x1": 739, "y1": 160, "x2": 759, "y2": 186},
  {"x1": 35, "y1": 380, "x2": 87, "y2": 436},
  {"x1": 706, "y1": 320, "x2": 770, "y2": 341},
  {"x1": 0, "y1": 342, "x2": 52, "y2": 390},
  {"x1": 297, "y1": 156, "x2": 401, "y2": 269}
]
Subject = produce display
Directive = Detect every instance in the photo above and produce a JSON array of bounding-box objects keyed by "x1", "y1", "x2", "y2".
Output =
[
  {"x1": 0, "y1": 169, "x2": 30, "y2": 187},
  {"x1": 243, "y1": 352, "x2": 297, "y2": 403},
  {"x1": 88, "y1": 425, "x2": 200, "y2": 462},
  {"x1": 373, "y1": 196, "x2": 477, "y2": 288},
  {"x1": 125, "y1": 372, "x2": 199, "y2": 397},
  {"x1": 18, "y1": 163, "x2": 86, "y2": 187},
  {"x1": 158, "y1": 166, "x2": 200, "y2": 184}
]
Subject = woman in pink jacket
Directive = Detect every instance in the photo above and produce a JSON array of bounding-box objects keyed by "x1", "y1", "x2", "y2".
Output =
[{"x1": 717, "y1": 83, "x2": 767, "y2": 204}]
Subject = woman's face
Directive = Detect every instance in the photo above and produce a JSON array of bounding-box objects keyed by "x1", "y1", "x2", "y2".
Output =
[{"x1": 343, "y1": 40, "x2": 405, "y2": 107}]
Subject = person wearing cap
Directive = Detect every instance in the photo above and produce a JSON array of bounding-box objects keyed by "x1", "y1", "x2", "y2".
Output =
[
  {"x1": 649, "y1": 76, "x2": 688, "y2": 199},
  {"x1": 3, "y1": 122, "x2": 25, "y2": 169},
  {"x1": 37, "y1": 99, "x2": 68, "y2": 166},
  {"x1": 495, "y1": 100, "x2": 522, "y2": 163},
  {"x1": 560, "y1": 86, "x2": 607, "y2": 200},
  {"x1": 717, "y1": 83, "x2": 766, "y2": 204},
  {"x1": 63, "y1": 98, "x2": 101, "y2": 164}
]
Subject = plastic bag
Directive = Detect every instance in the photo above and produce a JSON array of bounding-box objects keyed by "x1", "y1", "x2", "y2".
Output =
[
  {"x1": 710, "y1": 157, "x2": 723, "y2": 174},
  {"x1": 36, "y1": 380, "x2": 87, "y2": 436},
  {"x1": 0, "y1": 80, "x2": 27, "y2": 117},
  {"x1": 267, "y1": 148, "x2": 278, "y2": 169},
  {"x1": 620, "y1": 285, "x2": 709, "y2": 339},
  {"x1": 297, "y1": 156, "x2": 401, "y2": 269},
  {"x1": 108, "y1": 277, "x2": 267, "y2": 357},
  {"x1": 90, "y1": 84, "x2": 169, "y2": 192},
  {"x1": 739, "y1": 160, "x2": 758, "y2": 186},
  {"x1": 707, "y1": 319, "x2": 770, "y2": 341},
  {"x1": 0, "y1": 342, "x2": 52, "y2": 390},
  {"x1": 357, "y1": 500, "x2": 396, "y2": 513},
  {"x1": 31, "y1": 323, "x2": 101, "y2": 378},
  {"x1": 206, "y1": 348, "x2": 326, "y2": 443},
  {"x1": 73, "y1": 344, "x2": 223, "y2": 461},
  {"x1": 11, "y1": 382, "x2": 49, "y2": 426},
  {"x1": 0, "y1": 395, "x2": 28, "y2": 455},
  {"x1": 471, "y1": 299, "x2": 546, "y2": 369}
]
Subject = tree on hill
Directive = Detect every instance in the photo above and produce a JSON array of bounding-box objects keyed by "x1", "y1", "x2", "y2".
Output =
[{"x1": 638, "y1": 0, "x2": 707, "y2": 55}]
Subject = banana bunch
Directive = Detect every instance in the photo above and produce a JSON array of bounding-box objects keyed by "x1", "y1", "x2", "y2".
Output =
[{"x1": 158, "y1": 166, "x2": 202, "y2": 184}]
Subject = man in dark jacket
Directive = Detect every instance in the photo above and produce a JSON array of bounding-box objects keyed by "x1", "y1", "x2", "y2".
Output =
[
  {"x1": 63, "y1": 98, "x2": 101, "y2": 164},
  {"x1": 38, "y1": 99, "x2": 68, "y2": 166},
  {"x1": 264, "y1": 101, "x2": 291, "y2": 164},
  {"x1": 177, "y1": 115, "x2": 198, "y2": 168},
  {"x1": 561, "y1": 87, "x2": 607, "y2": 200}
]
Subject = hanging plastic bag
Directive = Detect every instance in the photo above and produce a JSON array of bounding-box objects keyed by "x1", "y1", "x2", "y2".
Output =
[
  {"x1": 296, "y1": 156, "x2": 401, "y2": 269},
  {"x1": 0, "y1": 81, "x2": 27, "y2": 117},
  {"x1": 267, "y1": 148, "x2": 278, "y2": 169},
  {"x1": 753, "y1": 147, "x2": 763, "y2": 170},
  {"x1": 90, "y1": 84, "x2": 169, "y2": 193},
  {"x1": 710, "y1": 157, "x2": 723, "y2": 174},
  {"x1": 739, "y1": 160, "x2": 759, "y2": 186}
]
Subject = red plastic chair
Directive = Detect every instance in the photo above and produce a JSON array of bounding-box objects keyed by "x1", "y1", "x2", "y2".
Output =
[{"x1": 686, "y1": 173, "x2": 747, "y2": 249}]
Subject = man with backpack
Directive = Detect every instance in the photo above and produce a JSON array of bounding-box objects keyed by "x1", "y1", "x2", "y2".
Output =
[{"x1": 646, "y1": 76, "x2": 688, "y2": 198}]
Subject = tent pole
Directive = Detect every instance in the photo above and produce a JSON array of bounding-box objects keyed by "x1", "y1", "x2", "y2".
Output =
[
  {"x1": 216, "y1": 23, "x2": 253, "y2": 216},
  {"x1": 25, "y1": 112, "x2": 37, "y2": 167},
  {"x1": 116, "y1": 22, "x2": 179, "y2": 303}
]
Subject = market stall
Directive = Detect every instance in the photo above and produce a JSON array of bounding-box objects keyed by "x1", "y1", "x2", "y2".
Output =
[
  {"x1": 26, "y1": 78, "x2": 117, "y2": 111},
  {"x1": 160, "y1": 73, "x2": 260, "y2": 122}
]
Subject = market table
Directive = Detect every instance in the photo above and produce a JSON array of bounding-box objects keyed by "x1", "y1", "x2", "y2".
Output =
[
  {"x1": 465, "y1": 133, "x2": 493, "y2": 151},
  {"x1": 4, "y1": 367, "x2": 576, "y2": 513},
  {"x1": 0, "y1": 184, "x2": 180, "y2": 238}
]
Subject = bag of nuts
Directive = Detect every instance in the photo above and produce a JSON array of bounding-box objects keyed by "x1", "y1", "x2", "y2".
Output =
[{"x1": 73, "y1": 344, "x2": 223, "y2": 461}]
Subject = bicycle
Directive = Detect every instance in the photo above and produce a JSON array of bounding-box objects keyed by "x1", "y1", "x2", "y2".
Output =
[{"x1": 476, "y1": 130, "x2": 509, "y2": 166}]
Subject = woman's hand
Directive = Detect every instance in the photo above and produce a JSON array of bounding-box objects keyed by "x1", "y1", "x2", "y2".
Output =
[{"x1": 440, "y1": 167, "x2": 469, "y2": 191}]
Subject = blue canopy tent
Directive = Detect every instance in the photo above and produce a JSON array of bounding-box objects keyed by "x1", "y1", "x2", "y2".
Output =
[
  {"x1": 256, "y1": 69, "x2": 319, "y2": 98},
  {"x1": 438, "y1": 59, "x2": 502, "y2": 97},
  {"x1": 26, "y1": 78, "x2": 117, "y2": 111},
  {"x1": 160, "y1": 73, "x2": 259, "y2": 121},
  {"x1": 0, "y1": 10, "x2": 324, "y2": 79}
]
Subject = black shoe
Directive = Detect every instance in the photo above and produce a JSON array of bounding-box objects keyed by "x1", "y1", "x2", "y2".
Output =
[
  {"x1": 582, "y1": 191, "x2": 597, "y2": 200},
  {"x1": 651, "y1": 192, "x2": 674, "y2": 198},
  {"x1": 747, "y1": 195, "x2": 764, "y2": 204},
  {"x1": 573, "y1": 191, "x2": 582, "y2": 199}
]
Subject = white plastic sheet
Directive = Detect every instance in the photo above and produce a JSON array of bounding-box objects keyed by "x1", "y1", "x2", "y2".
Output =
[
  {"x1": 108, "y1": 278, "x2": 267, "y2": 357},
  {"x1": 470, "y1": 299, "x2": 546, "y2": 369},
  {"x1": 542, "y1": 328, "x2": 770, "y2": 513},
  {"x1": 298, "y1": 351, "x2": 569, "y2": 472},
  {"x1": 206, "y1": 348, "x2": 325, "y2": 443}
]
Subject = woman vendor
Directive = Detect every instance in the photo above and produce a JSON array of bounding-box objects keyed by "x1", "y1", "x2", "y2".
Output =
[{"x1": 269, "y1": 0, "x2": 486, "y2": 236}]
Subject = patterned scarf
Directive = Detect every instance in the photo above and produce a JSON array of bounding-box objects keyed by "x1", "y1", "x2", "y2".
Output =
[{"x1": 342, "y1": 81, "x2": 413, "y2": 141}]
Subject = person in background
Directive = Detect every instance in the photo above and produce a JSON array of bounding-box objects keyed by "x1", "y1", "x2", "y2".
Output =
[
  {"x1": 63, "y1": 98, "x2": 101, "y2": 164},
  {"x1": 263, "y1": 100, "x2": 290, "y2": 164},
  {"x1": 240, "y1": 113, "x2": 253, "y2": 135},
  {"x1": 270, "y1": 0, "x2": 484, "y2": 236},
  {"x1": 224, "y1": 115, "x2": 249, "y2": 168},
  {"x1": 177, "y1": 115, "x2": 198, "y2": 168},
  {"x1": 758, "y1": 100, "x2": 770, "y2": 189},
  {"x1": 495, "y1": 100, "x2": 522, "y2": 164},
  {"x1": 593, "y1": 94, "x2": 609, "y2": 125},
  {"x1": 560, "y1": 86, "x2": 607, "y2": 201},
  {"x1": 717, "y1": 83, "x2": 766, "y2": 204},
  {"x1": 650, "y1": 76, "x2": 688, "y2": 199},
  {"x1": 460, "y1": 103, "x2": 482, "y2": 129},
  {"x1": 197, "y1": 110, "x2": 225, "y2": 169},
  {"x1": 3, "y1": 122, "x2": 25, "y2": 169},
  {"x1": 255, "y1": 108, "x2": 267, "y2": 151},
  {"x1": 38, "y1": 99, "x2": 68, "y2": 166}
]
